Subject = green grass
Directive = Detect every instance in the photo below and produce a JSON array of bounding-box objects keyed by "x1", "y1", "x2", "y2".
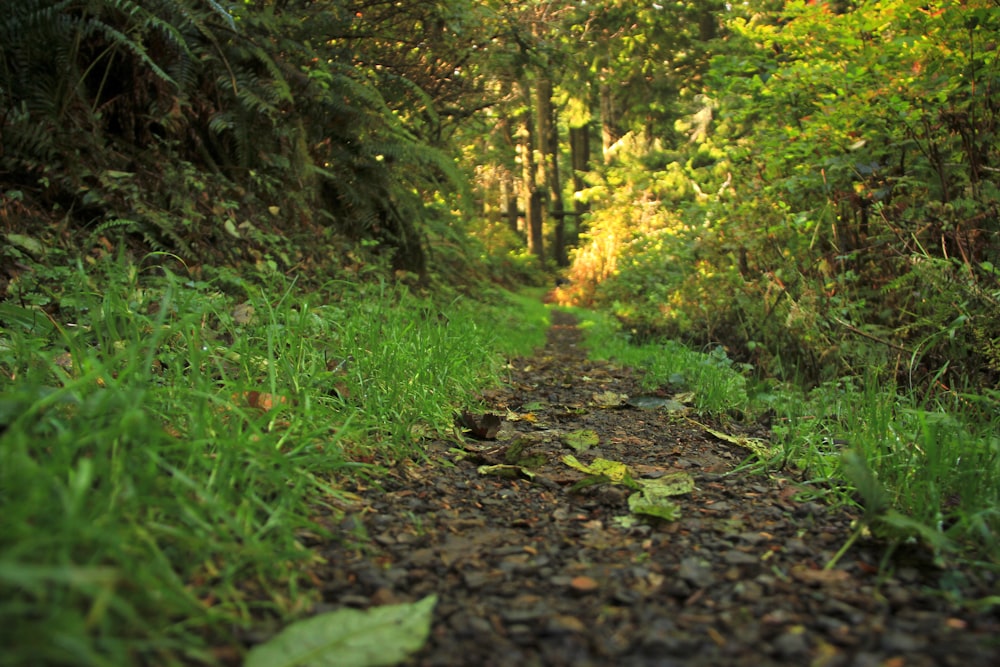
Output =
[
  {"x1": 0, "y1": 257, "x2": 546, "y2": 666},
  {"x1": 569, "y1": 307, "x2": 1000, "y2": 573},
  {"x1": 770, "y1": 374, "x2": 1000, "y2": 571},
  {"x1": 567, "y1": 307, "x2": 754, "y2": 416}
]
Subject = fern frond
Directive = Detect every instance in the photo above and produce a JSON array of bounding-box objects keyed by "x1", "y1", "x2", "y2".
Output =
[
  {"x1": 89, "y1": 217, "x2": 138, "y2": 241},
  {"x1": 82, "y1": 17, "x2": 177, "y2": 87}
]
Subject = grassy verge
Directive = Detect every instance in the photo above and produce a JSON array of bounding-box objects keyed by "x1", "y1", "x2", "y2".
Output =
[
  {"x1": 568, "y1": 307, "x2": 1000, "y2": 574},
  {"x1": 568, "y1": 307, "x2": 755, "y2": 416},
  {"x1": 0, "y1": 257, "x2": 548, "y2": 666}
]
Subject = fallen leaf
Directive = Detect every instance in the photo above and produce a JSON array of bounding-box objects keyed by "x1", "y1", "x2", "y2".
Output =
[
  {"x1": 617, "y1": 472, "x2": 694, "y2": 521},
  {"x1": 235, "y1": 391, "x2": 290, "y2": 412},
  {"x1": 477, "y1": 464, "x2": 535, "y2": 480},
  {"x1": 562, "y1": 429, "x2": 599, "y2": 452},
  {"x1": 591, "y1": 391, "x2": 628, "y2": 408},
  {"x1": 232, "y1": 302, "x2": 254, "y2": 325},
  {"x1": 244, "y1": 596, "x2": 437, "y2": 667},
  {"x1": 686, "y1": 418, "x2": 774, "y2": 458},
  {"x1": 457, "y1": 411, "x2": 502, "y2": 440},
  {"x1": 673, "y1": 391, "x2": 696, "y2": 404},
  {"x1": 562, "y1": 455, "x2": 633, "y2": 485},
  {"x1": 642, "y1": 472, "x2": 695, "y2": 496}
]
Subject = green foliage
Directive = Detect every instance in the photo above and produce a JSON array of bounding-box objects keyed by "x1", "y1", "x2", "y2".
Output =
[
  {"x1": 562, "y1": 0, "x2": 1000, "y2": 392},
  {"x1": 768, "y1": 369, "x2": 1000, "y2": 568},
  {"x1": 570, "y1": 307, "x2": 753, "y2": 418},
  {"x1": 0, "y1": 0, "x2": 476, "y2": 279},
  {"x1": 0, "y1": 256, "x2": 525, "y2": 665},
  {"x1": 245, "y1": 595, "x2": 437, "y2": 667}
]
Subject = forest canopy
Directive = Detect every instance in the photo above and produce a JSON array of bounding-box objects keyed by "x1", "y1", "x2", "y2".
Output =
[{"x1": 2, "y1": 0, "x2": 999, "y2": 388}]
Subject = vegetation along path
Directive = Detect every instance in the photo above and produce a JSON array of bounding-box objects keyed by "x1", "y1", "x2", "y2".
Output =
[{"x1": 314, "y1": 311, "x2": 998, "y2": 666}]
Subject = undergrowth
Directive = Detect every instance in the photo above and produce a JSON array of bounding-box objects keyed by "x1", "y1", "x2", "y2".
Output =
[
  {"x1": 0, "y1": 255, "x2": 545, "y2": 666},
  {"x1": 572, "y1": 307, "x2": 1000, "y2": 575}
]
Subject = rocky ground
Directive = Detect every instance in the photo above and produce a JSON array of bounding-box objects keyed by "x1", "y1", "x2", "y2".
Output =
[{"x1": 315, "y1": 311, "x2": 999, "y2": 666}]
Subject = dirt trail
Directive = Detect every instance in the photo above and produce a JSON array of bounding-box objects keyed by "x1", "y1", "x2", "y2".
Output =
[{"x1": 317, "y1": 311, "x2": 998, "y2": 666}]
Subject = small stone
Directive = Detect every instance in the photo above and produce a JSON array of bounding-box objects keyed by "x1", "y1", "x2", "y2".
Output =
[
  {"x1": 383, "y1": 567, "x2": 409, "y2": 585},
  {"x1": 737, "y1": 531, "x2": 768, "y2": 545},
  {"x1": 784, "y1": 538, "x2": 810, "y2": 555},
  {"x1": 451, "y1": 614, "x2": 493, "y2": 637},
  {"x1": 546, "y1": 614, "x2": 586, "y2": 634},
  {"x1": 507, "y1": 623, "x2": 534, "y2": 643},
  {"x1": 370, "y1": 587, "x2": 397, "y2": 605},
  {"x1": 569, "y1": 575, "x2": 600, "y2": 592},
  {"x1": 677, "y1": 556, "x2": 715, "y2": 589},
  {"x1": 880, "y1": 630, "x2": 928, "y2": 653},
  {"x1": 374, "y1": 532, "x2": 397, "y2": 546},
  {"x1": 883, "y1": 584, "x2": 913, "y2": 608},
  {"x1": 722, "y1": 549, "x2": 759, "y2": 565},
  {"x1": 664, "y1": 578, "x2": 692, "y2": 598},
  {"x1": 404, "y1": 548, "x2": 437, "y2": 568},
  {"x1": 772, "y1": 626, "x2": 810, "y2": 658},
  {"x1": 850, "y1": 652, "x2": 884, "y2": 667},
  {"x1": 734, "y1": 580, "x2": 763, "y2": 603},
  {"x1": 463, "y1": 570, "x2": 497, "y2": 590}
]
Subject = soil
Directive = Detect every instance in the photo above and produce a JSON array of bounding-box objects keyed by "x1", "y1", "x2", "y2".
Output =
[{"x1": 315, "y1": 311, "x2": 999, "y2": 666}]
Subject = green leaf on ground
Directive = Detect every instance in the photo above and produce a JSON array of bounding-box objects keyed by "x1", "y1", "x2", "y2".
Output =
[
  {"x1": 591, "y1": 391, "x2": 628, "y2": 408},
  {"x1": 244, "y1": 595, "x2": 438, "y2": 667},
  {"x1": 644, "y1": 472, "x2": 696, "y2": 496},
  {"x1": 686, "y1": 418, "x2": 774, "y2": 458},
  {"x1": 4, "y1": 233, "x2": 46, "y2": 256},
  {"x1": 562, "y1": 429, "x2": 600, "y2": 451},
  {"x1": 562, "y1": 455, "x2": 631, "y2": 484},
  {"x1": 628, "y1": 493, "x2": 682, "y2": 521},
  {"x1": 478, "y1": 464, "x2": 535, "y2": 480},
  {"x1": 627, "y1": 472, "x2": 694, "y2": 521},
  {"x1": 626, "y1": 396, "x2": 686, "y2": 411}
]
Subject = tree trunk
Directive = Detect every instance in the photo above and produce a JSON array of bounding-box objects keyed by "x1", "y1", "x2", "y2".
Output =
[
  {"x1": 537, "y1": 77, "x2": 566, "y2": 266},
  {"x1": 569, "y1": 121, "x2": 591, "y2": 247},
  {"x1": 600, "y1": 82, "x2": 621, "y2": 163},
  {"x1": 517, "y1": 79, "x2": 543, "y2": 263},
  {"x1": 500, "y1": 171, "x2": 519, "y2": 235},
  {"x1": 528, "y1": 190, "x2": 544, "y2": 261}
]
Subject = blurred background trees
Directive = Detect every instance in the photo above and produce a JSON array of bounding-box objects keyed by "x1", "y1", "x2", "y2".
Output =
[{"x1": 3, "y1": 0, "x2": 999, "y2": 392}]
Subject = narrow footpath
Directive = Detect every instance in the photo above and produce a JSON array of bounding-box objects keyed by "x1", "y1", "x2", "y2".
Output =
[{"x1": 316, "y1": 311, "x2": 998, "y2": 666}]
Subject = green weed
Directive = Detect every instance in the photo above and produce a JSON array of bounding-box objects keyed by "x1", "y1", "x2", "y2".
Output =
[
  {"x1": 569, "y1": 307, "x2": 752, "y2": 417},
  {"x1": 771, "y1": 372, "x2": 1000, "y2": 569},
  {"x1": 570, "y1": 307, "x2": 1000, "y2": 569},
  {"x1": 0, "y1": 256, "x2": 534, "y2": 665}
]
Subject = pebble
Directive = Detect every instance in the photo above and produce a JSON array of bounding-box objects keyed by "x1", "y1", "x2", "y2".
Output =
[
  {"x1": 733, "y1": 580, "x2": 763, "y2": 602},
  {"x1": 546, "y1": 615, "x2": 586, "y2": 634},
  {"x1": 883, "y1": 584, "x2": 913, "y2": 608},
  {"x1": 678, "y1": 556, "x2": 715, "y2": 588},
  {"x1": 463, "y1": 570, "x2": 498, "y2": 590},
  {"x1": 880, "y1": 629, "x2": 928, "y2": 652},
  {"x1": 772, "y1": 626, "x2": 810, "y2": 658},
  {"x1": 736, "y1": 531, "x2": 768, "y2": 545},
  {"x1": 722, "y1": 549, "x2": 759, "y2": 565}
]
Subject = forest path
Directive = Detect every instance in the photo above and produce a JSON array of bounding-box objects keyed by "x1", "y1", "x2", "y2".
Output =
[{"x1": 316, "y1": 310, "x2": 998, "y2": 666}]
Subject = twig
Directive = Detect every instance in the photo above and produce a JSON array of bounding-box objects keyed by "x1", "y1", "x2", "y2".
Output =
[{"x1": 832, "y1": 317, "x2": 912, "y2": 354}]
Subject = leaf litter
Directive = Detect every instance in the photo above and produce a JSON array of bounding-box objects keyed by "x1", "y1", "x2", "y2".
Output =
[{"x1": 288, "y1": 310, "x2": 998, "y2": 667}]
